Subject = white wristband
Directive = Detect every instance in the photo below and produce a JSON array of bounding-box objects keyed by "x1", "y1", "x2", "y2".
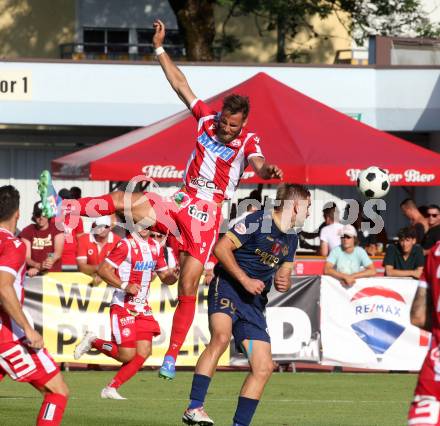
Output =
[
  {"x1": 155, "y1": 46, "x2": 165, "y2": 56},
  {"x1": 120, "y1": 282, "x2": 129, "y2": 291}
]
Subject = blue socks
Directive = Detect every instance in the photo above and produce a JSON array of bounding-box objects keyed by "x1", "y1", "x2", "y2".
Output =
[
  {"x1": 232, "y1": 396, "x2": 259, "y2": 426},
  {"x1": 188, "y1": 374, "x2": 211, "y2": 409}
]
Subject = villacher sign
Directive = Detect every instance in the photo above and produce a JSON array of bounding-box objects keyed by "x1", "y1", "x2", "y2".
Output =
[
  {"x1": 142, "y1": 165, "x2": 255, "y2": 180},
  {"x1": 346, "y1": 168, "x2": 436, "y2": 184}
]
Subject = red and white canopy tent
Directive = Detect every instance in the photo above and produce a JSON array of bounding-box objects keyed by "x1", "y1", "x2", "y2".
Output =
[{"x1": 52, "y1": 72, "x2": 440, "y2": 186}]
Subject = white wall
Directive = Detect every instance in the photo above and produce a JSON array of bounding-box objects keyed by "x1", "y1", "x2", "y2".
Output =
[{"x1": 1, "y1": 60, "x2": 440, "y2": 131}]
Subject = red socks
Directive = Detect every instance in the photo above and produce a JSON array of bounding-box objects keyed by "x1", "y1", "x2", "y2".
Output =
[
  {"x1": 166, "y1": 295, "x2": 197, "y2": 360},
  {"x1": 62, "y1": 194, "x2": 115, "y2": 217},
  {"x1": 37, "y1": 393, "x2": 67, "y2": 425},
  {"x1": 92, "y1": 338, "x2": 119, "y2": 360},
  {"x1": 109, "y1": 354, "x2": 146, "y2": 389}
]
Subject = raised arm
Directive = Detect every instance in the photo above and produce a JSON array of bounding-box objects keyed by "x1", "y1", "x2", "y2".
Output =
[
  {"x1": 152, "y1": 19, "x2": 196, "y2": 109},
  {"x1": 248, "y1": 156, "x2": 283, "y2": 180}
]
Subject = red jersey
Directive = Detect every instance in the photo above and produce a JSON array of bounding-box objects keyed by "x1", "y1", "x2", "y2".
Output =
[
  {"x1": 0, "y1": 228, "x2": 27, "y2": 343},
  {"x1": 422, "y1": 241, "x2": 440, "y2": 339},
  {"x1": 184, "y1": 99, "x2": 264, "y2": 203},
  {"x1": 105, "y1": 234, "x2": 168, "y2": 314},
  {"x1": 19, "y1": 221, "x2": 63, "y2": 272},
  {"x1": 76, "y1": 231, "x2": 120, "y2": 266}
]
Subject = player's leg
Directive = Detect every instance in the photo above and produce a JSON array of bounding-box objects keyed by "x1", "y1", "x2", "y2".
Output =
[
  {"x1": 159, "y1": 252, "x2": 204, "y2": 380},
  {"x1": 182, "y1": 313, "x2": 231, "y2": 425},
  {"x1": 232, "y1": 339, "x2": 273, "y2": 426},
  {"x1": 34, "y1": 372, "x2": 69, "y2": 426},
  {"x1": 101, "y1": 340, "x2": 151, "y2": 400},
  {"x1": 408, "y1": 345, "x2": 440, "y2": 425},
  {"x1": 38, "y1": 170, "x2": 158, "y2": 226}
]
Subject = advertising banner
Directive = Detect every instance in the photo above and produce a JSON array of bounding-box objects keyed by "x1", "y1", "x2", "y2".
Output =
[
  {"x1": 230, "y1": 276, "x2": 321, "y2": 365},
  {"x1": 25, "y1": 273, "x2": 228, "y2": 366},
  {"x1": 320, "y1": 276, "x2": 430, "y2": 370}
]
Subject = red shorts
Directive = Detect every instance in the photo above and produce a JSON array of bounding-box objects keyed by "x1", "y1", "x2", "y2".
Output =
[
  {"x1": 110, "y1": 305, "x2": 161, "y2": 348},
  {"x1": 0, "y1": 341, "x2": 59, "y2": 388},
  {"x1": 408, "y1": 336, "x2": 440, "y2": 425},
  {"x1": 147, "y1": 190, "x2": 222, "y2": 265}
]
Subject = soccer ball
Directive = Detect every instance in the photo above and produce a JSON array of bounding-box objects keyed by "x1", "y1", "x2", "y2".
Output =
[{"x1": 357, "y1": 166, "x2": 390, "y2": 198}]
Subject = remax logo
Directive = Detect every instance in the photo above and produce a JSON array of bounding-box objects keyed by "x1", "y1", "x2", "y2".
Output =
[{"x1": 350, "y1": 286, "x2": 406, "y2": 356}]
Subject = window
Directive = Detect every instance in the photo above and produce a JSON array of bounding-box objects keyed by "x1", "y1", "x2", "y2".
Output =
[{"x1": 83, "y1": 28, "x2": 129, "y2": 54}]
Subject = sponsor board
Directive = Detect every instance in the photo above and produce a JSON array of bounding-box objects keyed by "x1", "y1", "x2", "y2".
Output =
[
  {"x1": 29, "y1": 273, "x2": 228, "y2": 366},
  {"x1": 320, "y1": 276, "x2": 429, "y2": 370}
]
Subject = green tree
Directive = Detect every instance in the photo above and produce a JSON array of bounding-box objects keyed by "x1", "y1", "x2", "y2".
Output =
[
  {"x1": 218, "y1": 0, "x2": 429, "y2": 62},
  {"x1": 168, "y1": 0, "x2": 432, "y2": 62}
]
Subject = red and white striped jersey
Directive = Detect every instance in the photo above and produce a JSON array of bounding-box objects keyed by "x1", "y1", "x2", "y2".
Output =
[
  {"x1": 105, "y1": 234, "x2": 168, "y2": 314},
  {"x1": 184, "y1": 99, "x2": 264, "y2": 203},
  {"x1": 0, "y1": 228, "x2": 27, "y2": 343},
  {"x1": 421, "y1": 241, "x2": 440, "y2": 339}
]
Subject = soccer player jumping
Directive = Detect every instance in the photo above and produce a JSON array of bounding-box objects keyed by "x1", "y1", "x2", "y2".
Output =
[
  {"x1": 408, "y1": 240, "x2": 440, "y2": 425},
  {"x1": 183, "y1": 184, "x2": 311, "y2": 426},
  {"x1": 39, "y1": 19, "x2": 282, "y2": 380},
  {"x1": 73, "y1": 227, "x2": 178, "y2": 399},
  {"x1": 0, "y1": 185, "x2": 69, "y2": 425}
]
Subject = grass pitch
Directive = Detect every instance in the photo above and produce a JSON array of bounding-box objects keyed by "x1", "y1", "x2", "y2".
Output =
[{"x1": 0, "y1": 371, "x2": 417, "y2": 425}]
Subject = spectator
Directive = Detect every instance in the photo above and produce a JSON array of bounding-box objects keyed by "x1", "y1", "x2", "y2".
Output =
[
  {"x1": 319, "y1": 203, "x2": 344, "y2": 256},
  {"x1": 76, "y1": 216, "x2": 120, "y2": 284},
  {"x1": 422, "y1": 204, "x2": 440, "y2": 254},
  {"x1": 383, "y1": 226, "x2": 424, "y2": 279},
  {"x1": 70, "y1": 186, "x2": 82, "y2": 200},
  {"x1": 400, "y1": 198, "x2": 428, "y2": 244},
  {"x1": 19, "y1": 201, "x2": 64, "y2": 276},
  {"x1": 57, "y1": 188, "x2": 84, "y2": 268},
  {"x1": 324, "y1": 224, "x2": 376, "y2": 287}
]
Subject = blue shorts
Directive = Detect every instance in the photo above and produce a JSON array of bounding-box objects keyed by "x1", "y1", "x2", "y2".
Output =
[{"x1": 208, "y1": 275, "x2": 270, "y2": 351}]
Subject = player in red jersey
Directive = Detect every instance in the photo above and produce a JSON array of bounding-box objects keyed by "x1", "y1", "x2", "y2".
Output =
[
  {"x1": 0, "y1": 185, "x2": 69, "y2": 425},
  {"x1": 39, "y1": 19, "x2": 282, "y2": 380},
  {"x1": 73, "y1": 227, "x2": 178, "y2": 399},
  {"x1": 408, "y1": 241, "x2": 440, "y2": 425}
]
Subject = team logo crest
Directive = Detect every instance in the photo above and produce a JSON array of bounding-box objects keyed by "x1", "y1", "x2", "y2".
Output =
[
  {"x1": 282, "y1": 245, "x2": 289, "y2": 256},
  {"x1": 174, "y1": 192, "x2": 191, "y2": 209},
  {"x1": 122, "y1": 328, "x2": 131, "y2": 337},
  {"x1": 87, "y1": 249, "x2": 93, "y2": 256},
  {"x1": 271, "y1": 241, "x2": 282, "y2": 255},
  {"x1": 230, "y1": 140, "x2": 241, "y2": 148},
  {"x1": 234, "y1": 222, "x2": 247, "y2": 235}
]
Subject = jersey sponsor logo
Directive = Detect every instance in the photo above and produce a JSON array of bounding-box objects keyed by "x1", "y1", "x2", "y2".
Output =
[
  {"x1": 234, "y1": 223, "x2": 246, "y2": 235},
  {"x1": 129, "y1": 295, "x2": 147, "y2": 305},
  {"x1": 188, "y1": 205, "x2": 209, "y2": 223},
  {"x1": 87, "y1": 249, "x2": 94, "y2": 256},
  {"x1": 198, "y1": 132, "x2": 235, "y2": 161},
  {"x1": 120, "y1": 316, "x2": 135, "y2": 326},
  {"x1": 255, "y1": 248, "x2": 279, "y2": 267},
  {"x1": 189, "y1": 177, "x2": 221, "y2": 193},
  {"x1": 133, "y1": 260, "x2": 156, "y2": 271}
]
